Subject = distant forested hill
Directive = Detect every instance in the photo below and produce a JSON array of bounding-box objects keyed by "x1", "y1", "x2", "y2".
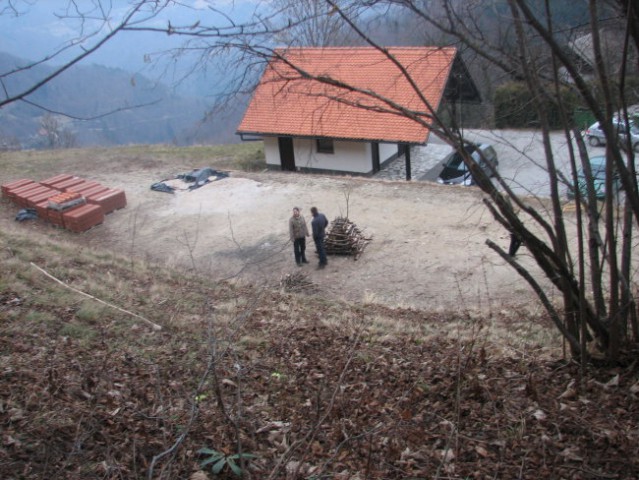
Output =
[{"x1": 0, "y1": 52, "x2": 244, "y2": 148}]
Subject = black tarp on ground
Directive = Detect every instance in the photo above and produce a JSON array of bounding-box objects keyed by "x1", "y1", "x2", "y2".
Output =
[
  {"x1": 15, "y1": 208, "x2": 38, "y2": 221},
  {"x1": 151, "y1": 168, "x2": 229, "y2": 194}
]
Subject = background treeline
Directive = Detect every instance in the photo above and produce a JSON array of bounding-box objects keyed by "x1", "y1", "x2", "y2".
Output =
[{"x1": 494, "y1": 78, "x2": 639, "y2": 130}]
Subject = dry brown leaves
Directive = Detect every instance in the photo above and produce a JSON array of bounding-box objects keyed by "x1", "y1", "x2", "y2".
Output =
[{"x1": 2, "y1": 289, "x2": 639, "y2": 479}]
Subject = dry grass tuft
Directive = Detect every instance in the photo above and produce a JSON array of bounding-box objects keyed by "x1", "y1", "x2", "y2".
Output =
[{"x1": 279, "y1": 271, "x2": 318, "y2": 293}]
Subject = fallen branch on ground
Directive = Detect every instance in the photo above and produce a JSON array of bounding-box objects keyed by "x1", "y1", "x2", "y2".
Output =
[{"x1": 30, "y1": 261, "x2": 162, "y2": 331}]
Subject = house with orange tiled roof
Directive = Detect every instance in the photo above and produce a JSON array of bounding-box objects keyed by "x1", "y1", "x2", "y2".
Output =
[{"x1": 236, "y1": 47, "x2": 480, "y2": 180}]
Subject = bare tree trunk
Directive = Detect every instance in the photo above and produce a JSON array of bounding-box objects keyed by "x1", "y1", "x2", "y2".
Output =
[{"x1": 509, "y1": 0, "x2": 581, "y2": 343}]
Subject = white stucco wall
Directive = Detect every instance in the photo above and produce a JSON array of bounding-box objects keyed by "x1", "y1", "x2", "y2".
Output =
[
  {"x1": 379, "y1": 143, "x2": 398, "y2": 163},
  {"x1": 262, "y1": 137, "x2": 400, "y2": 174},
  {"x1": 264, "y1": 137, "x2": 281, "y2": 167},
  {"x1": 296, "y1": 138, "x2": 371, "y2": 173}
]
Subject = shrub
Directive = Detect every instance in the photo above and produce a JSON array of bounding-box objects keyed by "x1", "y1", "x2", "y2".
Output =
[
  {"x1": 494, "y1": 81, "x2": 577, "y2": 129},
  {"x1": 235, "y1": 146, "x2": 266, "y2": 171}
]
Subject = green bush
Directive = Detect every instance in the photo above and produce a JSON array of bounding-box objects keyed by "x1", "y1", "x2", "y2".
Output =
[
  {"x1": 235, "y1": 146, "x2": 266, "y2": 171},
  {"x1": 494, "y1": 81, "x2": 578, "y2": 129},
  {"x1": 590, "y1": 75, "x2": 639, "y2": 112},
  {"x1": 495, "y1": 75, "x2": 639, "y2": 130}
]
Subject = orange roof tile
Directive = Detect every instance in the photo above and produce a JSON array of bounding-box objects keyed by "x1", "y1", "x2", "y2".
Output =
[{"x1": 237, "y1": 47, "x2": 457, "y2": 144}]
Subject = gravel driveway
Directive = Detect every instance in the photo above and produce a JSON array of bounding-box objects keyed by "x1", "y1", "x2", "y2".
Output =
[{"x1": 377, "y1": 129, "x2": 603, "y2": 198}]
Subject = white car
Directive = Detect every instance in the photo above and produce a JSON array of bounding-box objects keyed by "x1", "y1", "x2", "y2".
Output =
[{"x1": 584, "y1": 120, "x2": 639, "y2": 152}]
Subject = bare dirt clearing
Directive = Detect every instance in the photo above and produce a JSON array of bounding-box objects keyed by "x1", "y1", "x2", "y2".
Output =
[{"x1": 1, "y1": 150, "x2": 556, "y2": 312}]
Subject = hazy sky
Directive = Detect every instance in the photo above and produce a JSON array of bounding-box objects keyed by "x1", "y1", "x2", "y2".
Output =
[{"x1": 0, "y1": 0, "x2": 259, "y2": 72}]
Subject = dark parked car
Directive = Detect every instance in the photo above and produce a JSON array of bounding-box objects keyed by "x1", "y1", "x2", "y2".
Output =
[
  {"x1": 584, "y1": 120, "x2": 639, "y2": 152},
  {"x1": 566, "y1": 155, "x2": 621, "y2": 201},
  {"x1": 437, "y1": 143, "x2": 498, "y2": 186}
]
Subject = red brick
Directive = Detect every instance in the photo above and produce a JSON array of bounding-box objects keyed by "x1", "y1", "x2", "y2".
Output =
[
  {"x1": 2, "y1": 179, "x2": 35, "y2": 197},
  {"x1": 86, "y1": 188, "x2": 127, "y2": 214},
  {"x1": 47, "y1": 208, "x2": 68, "y2": 228},
  {"x1": 63, "y1": 203, "x2": 104, "y2": 232},
  {"x1": 14, "y1": 185, "x2": 51, "y2": 207},
  {"x1": 6, "y1": 182, "x2": 43, "y2": 202},
  {"x1": 67, "y1": 180, "x2": 103, "y2": 194},
  {"x1": 40, "y1": 174, "x2": 73, "y2": 188},
  {"x1": 35, "y1": 200, "x2": 50, "y2": 220},
  {"x1": 49, "y1": 191, "x2": 82, "y2": 203},
  {"x1": 24, "y1": 188, "x2": 60, "y2": 208},
  {"x1": 79, "y1": 185, "x2": 110, "y2": 198},
  {"x1": 50, "y1": 177, "x2": 85, "y2": 191},
  {"x1": 48, "y1": 191, "x2": 85, "y2": 211}
]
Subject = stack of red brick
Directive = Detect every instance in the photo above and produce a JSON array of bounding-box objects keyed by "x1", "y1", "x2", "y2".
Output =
[{"x1": 1, "y1": 174, "x2": 127, "y2": 232}]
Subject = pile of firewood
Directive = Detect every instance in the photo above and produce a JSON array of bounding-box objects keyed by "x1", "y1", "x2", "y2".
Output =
[{"x1": 324, "y1": 216, "x2": 372, "y2": 260}]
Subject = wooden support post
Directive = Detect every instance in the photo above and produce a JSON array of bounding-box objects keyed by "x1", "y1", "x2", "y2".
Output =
[{"x1": 404, "y1": 144, "x2": 412, "y2": 181}]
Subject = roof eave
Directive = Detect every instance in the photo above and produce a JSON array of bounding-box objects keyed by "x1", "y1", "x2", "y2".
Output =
[{"x1": 236, "y1": 130, "x2": 427, "y2": 145}]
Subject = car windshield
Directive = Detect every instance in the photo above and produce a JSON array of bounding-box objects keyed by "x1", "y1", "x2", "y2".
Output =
[
  {"x1": 443, "y1": 145, "x2": 477, "y2": 171},
  {"x1": 578, "y1": 168, "x2": 605, "y2": 180},
  {"x1": 578, "y1": 157, "x2": 606, "y2": 179}
]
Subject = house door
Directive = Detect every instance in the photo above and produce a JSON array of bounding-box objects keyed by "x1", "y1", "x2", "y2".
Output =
[
  {"x1": 371, "y1": 142, "x2": 380, "y2": 173},
  {"x1": 278, "y1": 137, "x2": 296, "y2": 171}
]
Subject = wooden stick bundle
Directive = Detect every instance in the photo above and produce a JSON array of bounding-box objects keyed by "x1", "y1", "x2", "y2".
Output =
[{"x1": 324, "y1": 216, "x2": 372, "y2": 260}]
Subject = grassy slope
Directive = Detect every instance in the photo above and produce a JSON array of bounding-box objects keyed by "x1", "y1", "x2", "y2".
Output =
[
  {"x1": 0, "y1": 143, "x2": 265, "y2": 180},
  {"x1": 1, "y1": 146, "x2": 638, "y2": 479}
]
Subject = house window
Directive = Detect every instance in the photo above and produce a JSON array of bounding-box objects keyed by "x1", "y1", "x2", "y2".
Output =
[{"x1": 316, "y1": 138, "x2": 334, "y2": 154}]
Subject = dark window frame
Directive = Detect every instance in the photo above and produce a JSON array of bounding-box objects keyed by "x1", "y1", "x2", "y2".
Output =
[{"x1": 316, "y1": 138, "x2": 335, "y2": 154}]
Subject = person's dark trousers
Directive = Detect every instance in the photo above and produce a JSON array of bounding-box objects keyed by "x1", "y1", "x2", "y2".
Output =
[
  {"x1": 293, "y1": 237, "x2": 308, "y2": 264},
  {"x1": 508, "y1": 233, "x2": 522, "y2": 256},
  {"x1": 314, "y1": 236, "x2": 327, "y2": 266}
]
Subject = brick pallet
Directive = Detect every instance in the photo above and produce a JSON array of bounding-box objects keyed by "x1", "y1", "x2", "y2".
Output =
[
  {"x1": 1, "y1": 179, "x2": 35, "y2": 197},
  {"x1": 48, "y1": 191, "x2": 85, "y2": 211},
  {"x1": 34, "y1": 200, "x2": 50, "y2": 220},
  {"x1": 6, "y1": 182, "x2": 43, "y2": 202},
  {"x1": 86, "y1": 188, "x2": 127, "y2": 214},
  {"x1": 47, "y1": 208, "x2": 67, "y2": 228},
  {"x1": 63, "y1": 203, "x2": 105, "y2": 232},
  {"x1": 14, "y1": 185, "x2": 54, "y2": 207},
  {"x1": 2, "y1": 175, "x2": 125, "y2": 232},
  {"x1": 24, "y1": 188, "x2": 61, "y2": 208},
  {"x1": 40, "y1": 174, "x2": 74, "y2": 188},
  {"x1": 77, "y1": 185, "x2": 110, "y2": 199},
  {"x1": 50, "y1": 177, "x2": 85, "y2": 191},
  {"x1": 67, "y1": 181, "x2": 104, "y2": 194}
]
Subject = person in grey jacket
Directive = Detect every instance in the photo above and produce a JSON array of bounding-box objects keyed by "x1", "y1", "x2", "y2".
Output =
[
  {"x1": 310, "y1": 206, "x2": 329, "y2": 269},
  {"x1": 289, "y1": 207, "x2": 309, "y2": 266}
]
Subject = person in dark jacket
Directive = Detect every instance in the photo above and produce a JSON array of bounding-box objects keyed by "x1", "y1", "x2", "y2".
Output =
[
  {"x1": 310, "y1": 206, "x2": 329, "y2": 269},
  {"x1": 508, "y1": 232, "x2": 522, "y2": 257},
  {"x1": 288, "y1": 207, "x2": 309, "y2": 266}
]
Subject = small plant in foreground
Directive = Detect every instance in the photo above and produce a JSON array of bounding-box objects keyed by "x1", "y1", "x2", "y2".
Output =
[{"x1": 198, "y1": 447, "x2": 257, "y2": 477}]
